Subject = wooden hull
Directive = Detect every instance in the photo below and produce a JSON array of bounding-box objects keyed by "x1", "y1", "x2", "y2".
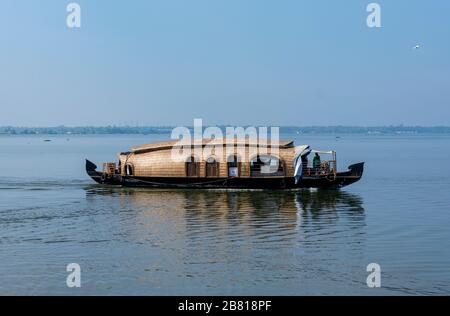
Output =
[{"x1": 86, "y1": 160, "x2": 364, "y2": 190}]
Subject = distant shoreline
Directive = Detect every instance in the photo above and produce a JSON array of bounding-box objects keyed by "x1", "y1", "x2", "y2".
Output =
[{"x1": 2, "y1": 126, "x2": 450, "y2": 135}]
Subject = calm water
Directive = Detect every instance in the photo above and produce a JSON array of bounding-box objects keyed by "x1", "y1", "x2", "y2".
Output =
[{"x1": 1, "y1": 133, "x2": 450, "y2": 295}]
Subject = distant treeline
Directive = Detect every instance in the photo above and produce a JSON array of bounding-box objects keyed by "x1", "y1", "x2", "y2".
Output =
[
  {"x1": 1, "y1": 125, "x2": 450, "y2": 135},
  {"x1": 0, "y1": 126, "x2": 173, "y2": 135}
]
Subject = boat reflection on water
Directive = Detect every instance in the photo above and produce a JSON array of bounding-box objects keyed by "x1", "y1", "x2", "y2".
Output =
[
  {"x1": 84, "y1": 187, "x2": 365, "y2": 233},
  {"x1": 83, "y1": 187, "x2": 367, "y2": 294}
]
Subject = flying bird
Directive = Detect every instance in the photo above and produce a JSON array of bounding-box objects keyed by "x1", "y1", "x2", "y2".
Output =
[{"x1": 413, "y1": 44, "x2": 421, "y2": 50}]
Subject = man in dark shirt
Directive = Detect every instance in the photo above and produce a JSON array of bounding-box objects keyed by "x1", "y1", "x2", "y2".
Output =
[{"x1": 313, "y1": 153, "x2": 321, "y2": 174}]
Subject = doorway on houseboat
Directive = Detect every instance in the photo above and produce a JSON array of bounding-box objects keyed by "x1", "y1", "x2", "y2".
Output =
[
  {"x1": 186, "y1": 156, "x2": 199, "y2": 177},
  {"x1": 227, "y1": 155, "x2": 240, "y2": 177},
  {"x1": 205, "y1": 157, "x2": 219, "y2": 177}
]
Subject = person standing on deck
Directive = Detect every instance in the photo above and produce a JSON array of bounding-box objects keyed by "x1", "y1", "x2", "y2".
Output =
[{"x1": 313, "y1": 153, "x2": 321, "y2": 174}]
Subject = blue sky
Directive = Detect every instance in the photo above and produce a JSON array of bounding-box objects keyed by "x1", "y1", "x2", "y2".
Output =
[{"x1": 1, "y1": 0, "x2": 449, "y2": 126}]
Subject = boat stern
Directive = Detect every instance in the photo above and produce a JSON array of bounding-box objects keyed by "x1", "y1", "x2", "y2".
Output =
[{"x1": 85, "y1": 159, "x2": 122, "y2": 185}]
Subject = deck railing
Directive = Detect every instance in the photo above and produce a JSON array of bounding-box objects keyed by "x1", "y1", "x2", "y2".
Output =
[
  {"x1": 103, "y1": 162, "x2": 117, "y2": 175},
  {"x1": 303, "y1": 160, "x2": 337, "y2": 177}
]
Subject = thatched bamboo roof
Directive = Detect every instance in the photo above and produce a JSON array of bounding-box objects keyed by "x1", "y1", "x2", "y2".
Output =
[{"x1": 131, "y1": 138, "x2": 294, "y2": 154}]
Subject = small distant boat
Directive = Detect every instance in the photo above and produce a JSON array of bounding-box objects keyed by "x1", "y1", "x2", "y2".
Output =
[{"x1": 86, "y1": 138, "x2": 364, "y2": 189}]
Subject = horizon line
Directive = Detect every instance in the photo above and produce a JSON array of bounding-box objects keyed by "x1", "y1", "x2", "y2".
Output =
[{"x1": 2, "y1": 124, "x2": 450, "y2": 128}]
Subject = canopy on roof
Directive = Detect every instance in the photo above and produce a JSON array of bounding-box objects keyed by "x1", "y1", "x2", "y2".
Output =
[{"x1": 311, "y1": 150, "x2": 335, "y2": 155}]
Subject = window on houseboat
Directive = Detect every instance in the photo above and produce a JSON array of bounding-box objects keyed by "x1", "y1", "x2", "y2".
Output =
[
  {"x1": 250, "y1": 155, "x2": 284, "y2": 177},
  {"x1": 227, "y1": 155, "x2": 240, "y2": 177},
  {"x1": 186, "y1": 156, "x2": 199, "y2": 177},
  {"x1": 205, "y1": 157, "x2": 219, "y2": 177}
]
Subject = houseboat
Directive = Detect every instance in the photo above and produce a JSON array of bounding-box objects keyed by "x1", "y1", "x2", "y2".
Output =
[{"x1": 86, "y1": 138, "x2": 364, "y2": 189}]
